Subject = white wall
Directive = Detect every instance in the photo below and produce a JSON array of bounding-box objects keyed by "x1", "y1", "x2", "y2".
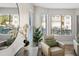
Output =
[{"x1": 0, "y1": 8, "x2": 18, "y2": 14}]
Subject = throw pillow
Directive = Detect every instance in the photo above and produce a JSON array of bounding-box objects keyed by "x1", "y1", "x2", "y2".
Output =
[{"x1": 45, "y1": 39, "x2": 58, "y2": 47}]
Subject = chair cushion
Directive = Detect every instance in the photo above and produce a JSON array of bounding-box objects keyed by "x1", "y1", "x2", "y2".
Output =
[
  {"x1": 45, "y1": 39, "x2": 58, "y2": 47},
  {"x1": 50, "y1": 47, "x2": 62, "y2": 52},
  {"x1": 50, "y1": 47, "x2": 63, "y2": 56}
]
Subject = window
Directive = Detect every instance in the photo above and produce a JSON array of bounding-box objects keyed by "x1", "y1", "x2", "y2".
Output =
[
  {"x1": 51, "y1": 15, "x2": 61, "y2": 35},
  {"x1": 41, "y1": 14, "x2": 47, "y2": 34},
  {"x1": 12, "y1": 15, "x2": 19, "y2": 28},
  {"x1": 62, "y1": 15, "x2": 71, "y2": 35},
  {"x1": 51, "y1": 15, "x2": 71, "y2": 35},
  {"x1": 0, "y1": 15, "x2": 10, "y2": 26},
  {"x1": 0, "y1": 14, "x2": 19, "y2": 34},
  {"x1": 0, "y1": 15, "x2": 19, "y2": 28}
]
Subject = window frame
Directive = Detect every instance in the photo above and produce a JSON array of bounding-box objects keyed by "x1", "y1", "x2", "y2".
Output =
[{"x1": 51, "y1": 15, "x2": 72, "y2": 35}]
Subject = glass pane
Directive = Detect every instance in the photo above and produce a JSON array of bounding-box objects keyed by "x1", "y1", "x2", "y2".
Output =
[
  {"x1": 52, "y1": 15, "x2": 61, "y2": 22},
  {"x1": 42, "y1": 15, "x2": 46, "y2": 22},
  {"x1": 12, "y1": 15, "x2": 19, "y2": 28},
  {"x1": 51, "y1": 16, "x2": 61, "y2": 35},
  {"x1": 0, "y1": 15, "x2": 10, "y2": 26},
  {"x1": 61, "y1": 15, "x2": 71, "y2": 35},
  {"x1": 41, "y1": 14, "x2": 47, "y2": 34},
  {"x1": 64, "y1": 15, "x2": 71, "y2": 30},
  {"x1": 52, "y1": 22, "x2": 61, "y2": 28},
  {"x1": 51, "y1": 15, "x2": 71, "y2": 35},
  {"x1": 42, "y1": 22, "x2": 46, "y2": 29}
]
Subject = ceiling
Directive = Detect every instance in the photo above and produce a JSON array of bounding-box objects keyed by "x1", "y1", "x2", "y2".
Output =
[
  {"x1": 0, "y1": 3, "x2": 17, "y2": 8},
  {"x1": 34, "y1": 3, "x2": 79, "y2": 9}
]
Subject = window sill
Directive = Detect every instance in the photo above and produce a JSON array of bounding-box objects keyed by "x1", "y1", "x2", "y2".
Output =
[{"x1": 52, "y1": 34, "x2": 73, "y2": 36}]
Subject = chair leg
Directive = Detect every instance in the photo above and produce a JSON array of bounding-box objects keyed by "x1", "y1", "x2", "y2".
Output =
[{"x1": 41, "y1": 51, "x2": 45, "y2": 56}]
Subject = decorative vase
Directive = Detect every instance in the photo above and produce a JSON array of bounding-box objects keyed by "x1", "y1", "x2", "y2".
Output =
[{"x1": 23, "y1": 39, "x2": 29, "y2": 47}]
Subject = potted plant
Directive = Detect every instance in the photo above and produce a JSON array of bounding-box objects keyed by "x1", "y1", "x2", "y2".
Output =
[{"x1": 33, "y1": 27, "x2": 43, "y2": 46}]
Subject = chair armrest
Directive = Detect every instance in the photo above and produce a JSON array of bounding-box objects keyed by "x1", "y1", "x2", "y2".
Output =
[
  {"x1": 40, "y1": 42, "x2": 50, "y2": 56},
  {"x1": 56, "y1": 40, "x2": 65, "y2": 49}
]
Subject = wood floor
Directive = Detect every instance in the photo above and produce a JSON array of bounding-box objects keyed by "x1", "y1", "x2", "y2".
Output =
[
  {"x1": 64, "y1": 45, "x2": 76, "y2": 56},
  {"x1": 15, "y1": 45, "x2": 76, "y2": 56}
]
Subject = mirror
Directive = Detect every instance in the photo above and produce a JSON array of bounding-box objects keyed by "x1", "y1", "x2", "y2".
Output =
[{"x1": 0, "y1": 3, "x2": 19, "y2": 50}]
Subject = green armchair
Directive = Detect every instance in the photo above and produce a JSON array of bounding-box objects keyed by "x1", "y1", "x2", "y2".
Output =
[{"x1": 40, "y1": 36, "x2": 65, "y2": 56}]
